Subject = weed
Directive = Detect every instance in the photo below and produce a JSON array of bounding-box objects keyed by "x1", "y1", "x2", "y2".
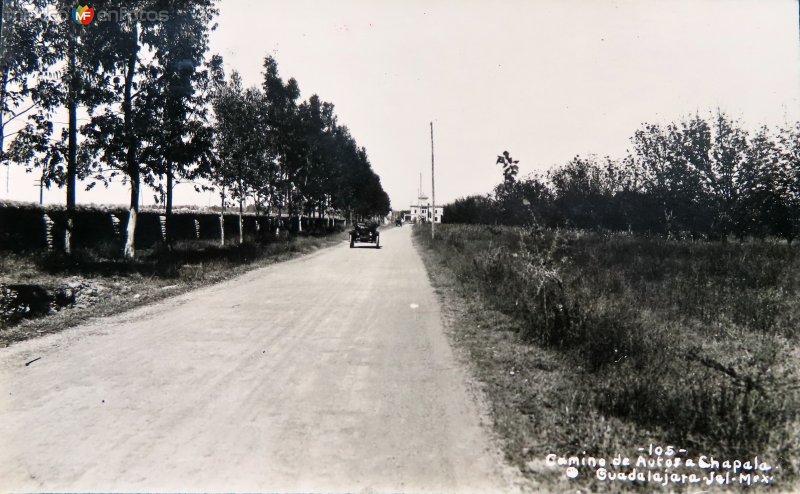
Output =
[{"x1": 415, "y1": 224, "x2": 800, "y2": 480}]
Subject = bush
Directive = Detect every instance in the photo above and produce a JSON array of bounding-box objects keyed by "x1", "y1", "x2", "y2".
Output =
[
  {"x1": 416, "y1": 224, "x2": 800, "y2": 475},
  {"x1": 0, "y1": 200, "x2": 345, "y2": 256}
]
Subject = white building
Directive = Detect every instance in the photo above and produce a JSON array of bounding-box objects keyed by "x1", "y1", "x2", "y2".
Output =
[{"x1": 406, "y1": 193, "x2": 443, "y2": 224}]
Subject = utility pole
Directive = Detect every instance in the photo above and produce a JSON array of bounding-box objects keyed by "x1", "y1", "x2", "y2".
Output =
[
  {"x1": 35, "y1": 172, "x2": 44, "y2": 206},
  {"x1": 430, "y1": 121, "x2": 435, "y2": 240},
  {"x1": 35, "y1": 161, "x2": 46, "y2": 206}
]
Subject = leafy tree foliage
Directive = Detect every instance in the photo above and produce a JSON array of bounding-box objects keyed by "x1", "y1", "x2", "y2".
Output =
[
  {"x1": 10, "y1": 0, "x2": 124, "y2": 252},
  {"x1": 8, "y1": 1, "x2": 391, "y2": 257},
  {"x1": 496, "y1": 150, "x2": 519, "y2": 187},
  {"x1": 210, "y1": 56, "x2": 390, "y2": 233},
  {"x1": 446, "y1": 112, "x2": 800, "y2": 243},
  {"x1": 141, "y1": 0, "x2": 218, "y2": 245},
  {"x1": 443, "y1": 195, "x2": 498, "y2": 225},
  {"x1": 211, "y1": 70, "x2": 271, "y2": 240},
  {"x1": 0, "y1": 0, "x2": 49, "y2": 173}
]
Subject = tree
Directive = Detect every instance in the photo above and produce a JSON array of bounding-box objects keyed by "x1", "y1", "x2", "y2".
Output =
[
  {"x1": 297, "y1": 94, "x2": 337, "y2": 222},
  {"x1": 139, "y1": 0, "x2": 218, "y2": 246},
  {"x1": 777, "y1": 121, "x2": 800, "y2": 243},
  {"x1": 443, "y1": 195, "x2": 498, "y2": 224},
  {"x1": 209, "y1": 55, "x2": 390, "y2": 236},
  {"x1": 738, "y1": 127, "x2": 795, "y2": 241},
  {"x1": 81, "y1": 1, "x2": 192, "y2": 258},
  {"x1": 496, "y1": 150, "x2": 519, "y2": 188},
  {"x1": 494, "y1": 150, "x2": 522, "y2": 224},
  {"x1": 329, "y1": 124, "x2": 357, "y2": 218},
  {"x1": 87, "y1": 1, "x2": 221, "y2": 256},
  {"x1": 11, "y1": 0, "x2": 119, "y2": 253},
  {"x1": 211, "y1": 71, "x2": 271, "y2": 243},
  {"x1": 262, "y1": 55, "x2": 302, "y2": 229},
  {"x1": 548, "y1": 156, "x2": 620, "y2": 229},
  {"x1": 0, "y1": 0, "x2": 47, "y2": 194},
  {"x1": 332, "y1": 136, "x2": 388, "y2": 221},
  {"x1": 631, "y1": 121, "x2": 707, "y2": 234},
  {"x1": 702, "y1": 111, "x2": 750, "y2": 238}
]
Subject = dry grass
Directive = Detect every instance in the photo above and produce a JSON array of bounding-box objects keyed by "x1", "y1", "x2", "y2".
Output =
[
  {"x1": 0, "y1": 231, "x2": 347, "y2": 347},
  {"x1": 415, "y1": 224, "x2": 800, "y2": 492}
]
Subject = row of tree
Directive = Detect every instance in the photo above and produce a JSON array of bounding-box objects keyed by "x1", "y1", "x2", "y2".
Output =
[
  {"x1": 446, "y1": 111, "x2": 800, "y2": 242},
  {"x1": 1, "y1": 0, "x2": 390, "y2": 257},
  {"x1": 211, "y1": 59, "x2": 390, "y2": 244}
]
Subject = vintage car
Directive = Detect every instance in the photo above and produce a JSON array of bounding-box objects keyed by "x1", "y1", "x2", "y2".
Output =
[
  {"x1": 349, "y1": 222, "x2": 380, "y2": 248},
  {"x1": 395, "y1": 218, "x2": 402, "y2": 227}
]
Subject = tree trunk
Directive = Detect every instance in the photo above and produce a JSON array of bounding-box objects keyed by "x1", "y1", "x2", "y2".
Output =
[
  {"x1": 277, "y1": 197, "x2": 282, "y2": 236},
  {"x1": 165, "y1": 162, "x2": 173, "y2": 248},
  {"x1": 124, "y1": 176, "x2": 138, "y2": 258},
  {"x1": 0, "y1": 53, "x2": 7, "y2": 197},
  {"x1": 238, "y1": 196, "x2": 244, "y2": 244},
  {"x1": 65, "y1": 22, "x2": 78, "y2": 255},
  {"x1": 220, "y1": 186, "x2": 226, "y2": 247},
  {"x1": 287, "y1": 181, "x2": 294, "y2": 233},
  {"x1": 122, "y1": 26, "x2": 139, "y2": 259}
]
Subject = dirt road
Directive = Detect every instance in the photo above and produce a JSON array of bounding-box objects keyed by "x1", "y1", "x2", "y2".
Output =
[{"x1": 0, "y1": 227, "x2": 513, "y2": 493}]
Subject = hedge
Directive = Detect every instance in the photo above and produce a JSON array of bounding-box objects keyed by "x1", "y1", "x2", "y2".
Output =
[{"x1": 0, "y1": 200, "x2": 344, "y2": 253}]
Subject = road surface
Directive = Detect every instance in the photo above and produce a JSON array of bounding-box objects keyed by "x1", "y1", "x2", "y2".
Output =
[{"x1": 0, "y1": 226, "x2": 514, "y2": 493}]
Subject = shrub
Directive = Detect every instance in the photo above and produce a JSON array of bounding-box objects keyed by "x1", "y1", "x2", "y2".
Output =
[
  {"x1": 416, "y1": 224, "x2": 800, "y2": 476},
  {"x1": 0, "y1": 200, "x2": 344, "y2": 255}
]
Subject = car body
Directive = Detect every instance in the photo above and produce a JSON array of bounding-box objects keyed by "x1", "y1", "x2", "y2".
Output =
[{"x1": 349, "y1": 222, "x2": 380, "y2": 248}]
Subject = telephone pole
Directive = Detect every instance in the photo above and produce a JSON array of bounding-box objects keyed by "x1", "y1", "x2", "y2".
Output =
[{"x1": 430, "y1": 121, "x2": 436, "y2": 240}]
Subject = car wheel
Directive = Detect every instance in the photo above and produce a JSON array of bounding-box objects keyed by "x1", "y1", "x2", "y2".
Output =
[
  {"x1": 375, "y1": 237, "x2": 380, "y2": 249},
  {"x1": 349, "y1": 235, "x2": 354, "y2": 248}
]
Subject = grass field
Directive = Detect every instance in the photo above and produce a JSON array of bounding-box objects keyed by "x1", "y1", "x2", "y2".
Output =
[
  {"x1": 414, "y1": 224, "x2": 800, "y2": 491},
  {"x1": 0, "y1": 231, "x2": 347, "y2": 347}
]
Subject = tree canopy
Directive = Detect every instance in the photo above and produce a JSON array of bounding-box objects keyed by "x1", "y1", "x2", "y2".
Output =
[
  {"x1": 446, "y1": 111, "x2": 800, "y2": 243},
  {"x1": 5, "y1": 1, "x2": 390, "y2": 256}
]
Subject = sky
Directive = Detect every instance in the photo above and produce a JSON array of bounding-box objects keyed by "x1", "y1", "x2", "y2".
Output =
[{"x1": 3, "y1": 0, "x2": 800, "y2": 210}]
